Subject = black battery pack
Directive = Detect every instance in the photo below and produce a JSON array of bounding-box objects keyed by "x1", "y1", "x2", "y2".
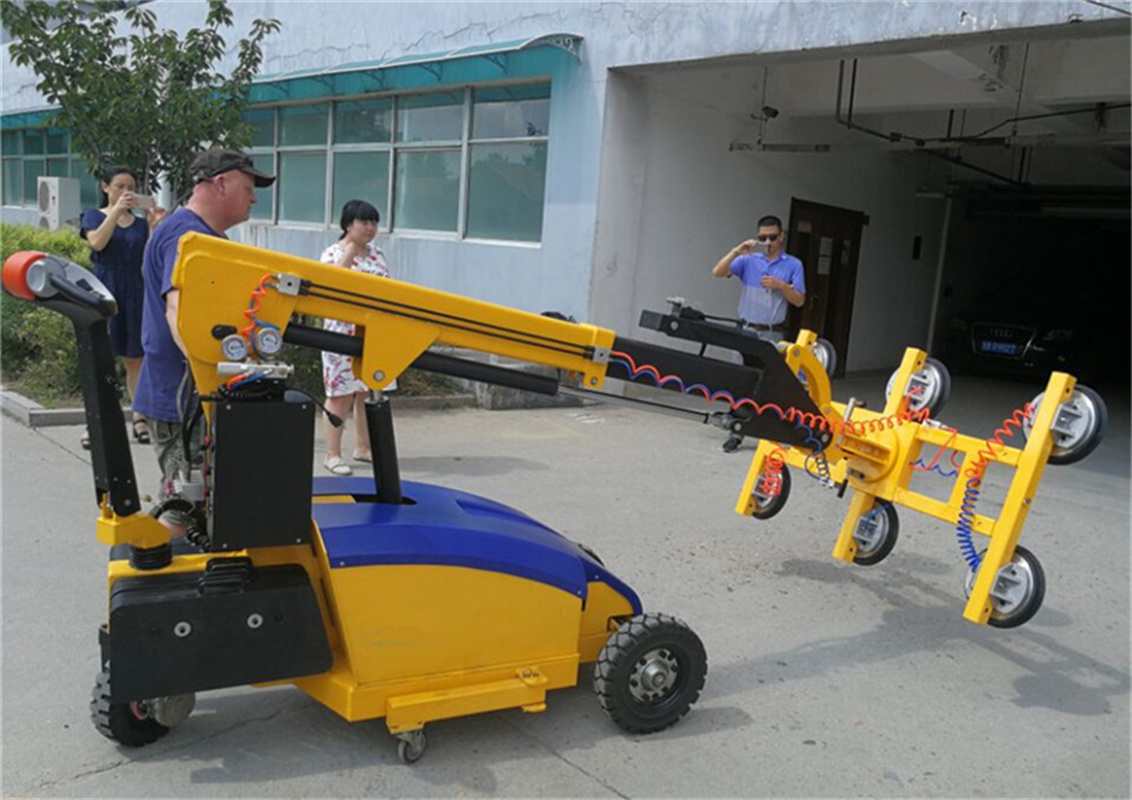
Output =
[
  {"x1": 209, "y1": 398, "x2": 315, "y2": 551},
  {"x1": 105, "y1": 560, "x2": 332, "y2": 700}
]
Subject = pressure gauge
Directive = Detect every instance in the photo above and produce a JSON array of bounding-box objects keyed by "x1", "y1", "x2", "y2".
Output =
[
  {"x1": 220, "y1": 334, "x2": 249, "y2": 361},
  {"x1": 255, "y1": 327, "x2": 284, "y2": 356}
]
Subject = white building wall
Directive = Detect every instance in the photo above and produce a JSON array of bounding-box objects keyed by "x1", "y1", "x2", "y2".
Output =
[
  {"x1": 594, "y1": 72, "x2": 947, "y2": 372},
  {"x1": 3, "y1": 1, "x2": 1121, "y2": 349}
]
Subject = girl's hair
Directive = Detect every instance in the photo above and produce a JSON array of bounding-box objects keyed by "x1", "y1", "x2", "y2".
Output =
[
  {"x1": 338, "y1": 199, "x2": 380, "y2": 239},
  {"x1": 98, "y1": 166, "x2": 138, "y2": 207}
]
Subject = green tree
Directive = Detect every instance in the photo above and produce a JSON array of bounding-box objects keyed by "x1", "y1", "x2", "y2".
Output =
[{"x1": 0, "y1": 0, "x2": 280, "y2": 202}]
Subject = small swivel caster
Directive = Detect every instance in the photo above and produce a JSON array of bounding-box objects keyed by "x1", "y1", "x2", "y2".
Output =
[{"x1": 395, "y1": 728, "x2": 427, "y2": 764}]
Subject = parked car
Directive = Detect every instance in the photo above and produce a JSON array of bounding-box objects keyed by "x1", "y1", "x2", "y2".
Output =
[{"x1": 943, "y1": 316, "x2": 1081, "y2": 381}]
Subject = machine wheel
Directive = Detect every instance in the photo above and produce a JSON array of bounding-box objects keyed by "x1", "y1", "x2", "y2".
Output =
[
  {"x1": 1022, "y1": 385, "x2": 1107, "y2": 466},
  {"x1": 751, "y1": 465, "x2": 791, "y2": 520},
  {"x1": 964, "y1": 545, "x2": 1046, "y2": 629},
  {"x1": 812, "y1": 337, "x2": 838, "y2": 377},
  {"x1": 852, "y1": 500, "x2": 899, "y2": 566},
  {"x1": 594, "y1": 613, "x2": 707, "y2": 734},
  {"x1": 886, "y1": 357, "x2": 951, "y2": 417},
  {"x1": 90, "y1": 667, "x2": 170, "y2": 747},
  {"x1": 396, "y1": 729, "x2": 428, "y2": 764}
]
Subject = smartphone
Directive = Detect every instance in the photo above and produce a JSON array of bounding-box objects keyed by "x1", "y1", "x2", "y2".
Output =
[
  {"x1": 751, "y1": 240, "x2": 771, "y2": 255},
  {"x1": 132, "y1": 194, "x2": 156, "y2": 209}
]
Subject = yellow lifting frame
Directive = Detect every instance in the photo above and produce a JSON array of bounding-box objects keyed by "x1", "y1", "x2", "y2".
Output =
[
  {"x1": 737, "y1": 330, "x2": 1074, "y2": 626},
  {"x1": 170, "y1": 234, "x2": 616, "y2": 417}
]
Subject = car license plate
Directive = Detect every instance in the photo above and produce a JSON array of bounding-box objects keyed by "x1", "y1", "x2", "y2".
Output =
[{"x1": 979, "y1": 341, "x2": 1018, "y2": 356}]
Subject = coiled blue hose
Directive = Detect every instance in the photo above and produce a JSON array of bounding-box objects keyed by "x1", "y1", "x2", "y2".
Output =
[{"x1": 955, "y1": 477, "x2": 983, "y2": 570}]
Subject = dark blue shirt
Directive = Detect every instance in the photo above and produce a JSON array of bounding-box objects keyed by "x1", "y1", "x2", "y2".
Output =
[
  {"x1": 132, "y1": 208, "x2": 224, "y2": 423},
  {"x1": 79, "y1": 208, "x2": 148, "y2": 281}
]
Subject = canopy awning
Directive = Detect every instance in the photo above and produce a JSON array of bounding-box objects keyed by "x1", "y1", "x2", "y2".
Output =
[{"x1": 248, "y1": 33, "x2": 583, "y2": 104}]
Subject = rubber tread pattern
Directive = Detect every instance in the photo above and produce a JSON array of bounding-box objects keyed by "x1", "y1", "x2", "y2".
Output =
[{"x1": 593, "y1": 613, "x2": 707, "y2": 734}]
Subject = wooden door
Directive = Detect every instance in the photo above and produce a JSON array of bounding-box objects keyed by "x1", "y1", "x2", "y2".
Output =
[{"x1": 785, "y1": 199, "x2": 866, "y2": 377}]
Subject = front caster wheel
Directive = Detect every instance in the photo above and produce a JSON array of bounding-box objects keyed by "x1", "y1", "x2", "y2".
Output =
[
  {"x1": 852, "y1": 500, "x2": 899, "y2": 566},
  {"x1": 751, "y1": 465, "x2": 791, "y2": 520},
  {"x1": 90, "y1": 667, "x2": 170, "y2": 747},
  {"x1": 396, "y1": 729, "x2": 428, "y2": 764},
  {"x1": 964, "y1": 545, "x2": 1046, "y2": 628},
  {"x1": 594, "y1": 613, "x2": 707, "y2": 734}
]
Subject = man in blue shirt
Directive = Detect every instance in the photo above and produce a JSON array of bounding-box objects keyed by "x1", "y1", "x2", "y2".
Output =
[
  {"x1": 133, "y1": 148, "x2": 275, "y2": 536},
  {"x1": 711, "y1": 214, "x2": 806, "y2": 452}
]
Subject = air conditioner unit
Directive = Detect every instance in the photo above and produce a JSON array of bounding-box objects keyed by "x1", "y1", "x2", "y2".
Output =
[{"x1": 37, "y1": 176, "x2": 82, "y2": 230}]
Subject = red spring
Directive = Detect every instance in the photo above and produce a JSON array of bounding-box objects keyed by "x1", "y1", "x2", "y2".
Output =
[
  {"x1": 241, "y1": 274, "x2": 276, "y2": 340},
  {"x1": 965, "y1": 403, "x2": 1035, "y2": 480},
  {"x1": 758, "y1": 445, "x2": 787, "y2": 498},
  {"x1": 610, "y1": 351, "x2": 935, "y2": 441}
]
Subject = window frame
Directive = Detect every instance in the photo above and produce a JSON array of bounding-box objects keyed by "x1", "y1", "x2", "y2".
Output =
[{"x1": 241, "y1": 79, "x2": 550, "y2": 243}]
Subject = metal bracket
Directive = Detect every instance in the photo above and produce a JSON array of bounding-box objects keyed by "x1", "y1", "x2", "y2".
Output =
[{"x1": 275, "y1": 274, "x2": 302, "y2": 296}]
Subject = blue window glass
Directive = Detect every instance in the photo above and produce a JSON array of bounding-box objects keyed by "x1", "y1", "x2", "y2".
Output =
[
  {"x1": 335, "y1": 99, "x2": 392, "y2": 144},
  {"x1": 280, "y1": 104, "x2": 328, "y2": 147},
  {"x1": 72, "y1": 160, "x2": 99, "y2": 208},
  {"x1": 333, "y1": 151, "x2": 389, "y2": 222},
  {"x1": 23, "y1": 129, "x2": 44, "y2": 155},
  {"x1": 2, "y1": 159, "x2": 20, "y2": 205},
  {"x1": 394, "y1": 149, "x2": 459, "y2": 231},
  {"x1": 244, "y1": 108, "x2": 276, "y2": 148},
  {"x1": 22, "y1": 159, "x2": 43, "y2": 204},
  {"x1": 396, "y1": 92, "x2": 463, "y2": 143},
  {"x1": 472, "y1": 85, "x2": 550, "y2": 139},
  {"x1": 46, "y1": 128, "x2": 69, "y2": 154},
  {"x1": 278, "y1": 153, "x2": 326, "y2": 223},
  {"x1": 1, "y1": 130, "x2": 21, "y2": 156},
  {"x1": 466, "y1": 143, "x2": 547, "y2": 242}
]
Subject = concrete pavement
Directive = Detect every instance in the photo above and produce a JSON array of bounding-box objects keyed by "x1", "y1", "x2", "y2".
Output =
[{"x1": 2, "y1": 374, "x2": 1129, "y2": 798}]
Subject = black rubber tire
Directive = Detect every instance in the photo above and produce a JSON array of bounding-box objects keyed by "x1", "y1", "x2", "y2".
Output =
[
  {"x1": 886, "y1": 358, "x2": 951, "y2": 417},
  {"x1": 982, "y1": 545, "x2": 1046, "y2": 629},
  {"x1": 852, "y1": 500, "x2": 899, "y2": 566},
  {"x1": 751, "y1": 465, "x2": 791, "y2": 520},
  {"x1": 814, "y1": 337, "x2": 838, "y2": 378},
  {"x1": 397, "y1": 732, "x2": 427, "y2": 764},
  {"x1": 922, "y1": 358, "x2": 952, "y2": 417},
  {"x1": 90, "y1": 667, "x2": 169, "y2": 747},
  {"x1": 594, "y1": 613, "x2": 707, "y2": 734},
  {"x1": 1047, "y1": 385, "x2": 1108, "y2": 466}
]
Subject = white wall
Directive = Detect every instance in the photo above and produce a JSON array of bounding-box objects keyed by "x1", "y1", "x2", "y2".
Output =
[
  {"x1": 591, "y1": 70, "x2": 947, "y2": 372},
  {"x1": 4, "y1": 1, "x2": 1121, "y2": 331}
]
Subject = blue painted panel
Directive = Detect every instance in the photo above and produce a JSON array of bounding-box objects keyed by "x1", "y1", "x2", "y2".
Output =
[{"x1": 311, "y1": 478, "x2": 641, "y2": 612}]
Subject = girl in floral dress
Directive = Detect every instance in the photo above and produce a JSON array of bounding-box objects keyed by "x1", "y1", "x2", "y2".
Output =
[{"x1": 320, "y1": 199, "x2": 393, "y2": 475}]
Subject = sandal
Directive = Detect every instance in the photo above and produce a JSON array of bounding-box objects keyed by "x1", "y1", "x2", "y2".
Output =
[
  {"x1": 132, "y1": 419, "x2": 151, "y2": 444},
  {"x1": 324, "y1": 456, "x2": 352, "y2": 476},
  {"x1": 353, "y1": 451, "x2": 373, "y2": 463}
]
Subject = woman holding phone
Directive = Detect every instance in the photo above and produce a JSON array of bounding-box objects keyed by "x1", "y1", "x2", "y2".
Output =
[{"x1": 78, "y1": 166, "x2": 165, "y2": 449}]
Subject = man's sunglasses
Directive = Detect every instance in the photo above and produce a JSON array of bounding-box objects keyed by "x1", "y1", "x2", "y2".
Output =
[{"x1": 757, "y1": 233, "x2": 780, "y2": 242}]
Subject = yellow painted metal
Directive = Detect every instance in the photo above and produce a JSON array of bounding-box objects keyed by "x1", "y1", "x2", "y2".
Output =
[
  {"x1": 577, "y1": 581, "x2": 636, "y2": 663},
  {"x1": 322, "y1": 563, "x2": 582, "y2": 686},
  {"x1": 735, "y1": 334, "x2": 1075, "y2": 626},
  {"x1": 385, "y1": 667, "x2": 551, "y2": 733},
  {"x1": 961, "y1": 371, "x2": 1074, "y2": 624},
  {"x1": 96, "y1": 496, "x2": 169, "y2": 549},
  {"x1": 170, "y1": 234, "x2": 616, "y2": 414},
  {"x1": 293, "y1": 652, "x2": 581, "y2": 726}
]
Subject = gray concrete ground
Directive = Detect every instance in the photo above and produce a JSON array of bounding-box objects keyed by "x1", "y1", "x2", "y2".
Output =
[{"x1": 2, "y1": 374, "x2": 1129, "y2": 798}]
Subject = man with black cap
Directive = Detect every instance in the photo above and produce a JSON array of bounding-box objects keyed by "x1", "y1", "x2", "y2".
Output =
[{"x1": 132, "y1": 148, "x2": 275, "y2": 538}]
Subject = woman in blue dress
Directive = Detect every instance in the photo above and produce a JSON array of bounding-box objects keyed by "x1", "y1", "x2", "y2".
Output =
[{"x1": 79, "y1": 166, "x2": 163, "y2": 448}]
